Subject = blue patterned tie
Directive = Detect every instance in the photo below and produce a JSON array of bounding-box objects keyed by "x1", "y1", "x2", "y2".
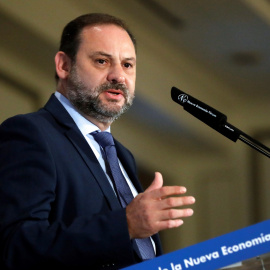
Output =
[{"x1": 91, "y1": 131, "x2": 155, "y2": 261}]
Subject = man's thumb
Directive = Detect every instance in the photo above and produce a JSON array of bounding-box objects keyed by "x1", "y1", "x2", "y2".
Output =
[{"x1": 145, "y1": 172, "x2": 163, "y2": 192}]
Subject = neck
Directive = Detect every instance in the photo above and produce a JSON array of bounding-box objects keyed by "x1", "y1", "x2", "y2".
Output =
[{"x1": 83, "y1": 115, "x2": 112, "y2": 131}]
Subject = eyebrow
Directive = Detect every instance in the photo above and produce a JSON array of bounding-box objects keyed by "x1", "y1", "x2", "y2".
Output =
[
  {"x1": 90, "y1": 51, "x2": 136, "y2": 63},
  {"x1": 91, "y1": 51, "x2": 111, "y2": 58}
]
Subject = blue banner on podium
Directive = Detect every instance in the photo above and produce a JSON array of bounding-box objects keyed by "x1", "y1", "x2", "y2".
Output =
[{"x1": 122, "y1": 219, "x2": 270, "y2": 270}]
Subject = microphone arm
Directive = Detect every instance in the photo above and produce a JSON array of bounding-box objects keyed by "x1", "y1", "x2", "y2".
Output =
[{"x1": 171, "y1": 86, "x2": 270, "y2": 158}]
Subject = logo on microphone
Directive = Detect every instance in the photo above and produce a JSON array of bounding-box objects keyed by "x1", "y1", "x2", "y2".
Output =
[{"x1": 178, "y1": 94, "x2": 188, "y2": 104}]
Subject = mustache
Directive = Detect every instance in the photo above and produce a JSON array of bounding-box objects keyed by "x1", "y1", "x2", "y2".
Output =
[{"x1": 99, "y1": 83, "x2": 129, "y2": 95}]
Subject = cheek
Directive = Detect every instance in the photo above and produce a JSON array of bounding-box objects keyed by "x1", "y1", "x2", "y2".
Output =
[
  {"x1": 79, "y1": 71, "x2": 105, "y2": 89},
  {"x1": 126, "y1": 75, "x2": 136, "y2": 92}
]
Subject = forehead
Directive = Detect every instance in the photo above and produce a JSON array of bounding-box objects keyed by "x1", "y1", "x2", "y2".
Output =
[{"x1": 79, "y1": 24, "x2": 136, "y2": 55}]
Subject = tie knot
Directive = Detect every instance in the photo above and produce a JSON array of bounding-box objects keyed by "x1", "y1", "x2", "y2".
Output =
[{"x1": 91, "y1": 131, "x2": 115, "y2": 149}]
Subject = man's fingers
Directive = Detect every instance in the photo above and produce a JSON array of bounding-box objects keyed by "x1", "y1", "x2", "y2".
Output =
[
  {"x1": 145, "y1": 172, "x2": 163, "y2": 193},
  {"x1": 149, "y1": 186, "x2": 189, "y2": 201},
  {"x1": 157, "y1": 208, "x2": 194, "y2": 221},
  {"x1": 152, "y1": 208, "x2": 194, "y2": 232},
  {"x1": 161, "y1": 196, "x2": 196, "y2": 208},
  {"x1": 127, "y1": 173, "x2": 196, "y2": 238},
  {"x1": 157, "y1": 219, "x2": 184, "y2": 231}
]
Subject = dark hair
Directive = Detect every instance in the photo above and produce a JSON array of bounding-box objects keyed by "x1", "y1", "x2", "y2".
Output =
[{"x1": 55, "y1": 13, "x2": 136, "y2": 81}]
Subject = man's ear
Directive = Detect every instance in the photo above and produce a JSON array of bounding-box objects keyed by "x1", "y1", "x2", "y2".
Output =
[{"x1": 55, "y1": 51, "x2": 72, "y2": 79}]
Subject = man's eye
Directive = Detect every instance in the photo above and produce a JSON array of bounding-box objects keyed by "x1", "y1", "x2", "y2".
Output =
[
  {"x1": 97, "y1": 59, "x2": 106, "y2": 64},
  {"x1": 124, "y1": 63, "x2": 132, "y2": 68}
]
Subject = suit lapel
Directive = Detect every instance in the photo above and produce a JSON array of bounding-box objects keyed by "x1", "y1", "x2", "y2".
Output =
[
  {"x1": 44, "y1": 94, "x2": 121, "y2": 210},
  {"x1": 66, "y1": 129, "x2": 121, "y2": 210}
]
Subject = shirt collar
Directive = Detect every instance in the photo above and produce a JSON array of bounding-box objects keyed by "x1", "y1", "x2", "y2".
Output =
[{"x1": 54, "y1": 91, "x2": 111, "y2": 136}]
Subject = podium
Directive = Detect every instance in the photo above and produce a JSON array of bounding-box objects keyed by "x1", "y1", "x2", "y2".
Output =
[
  {"x1": 221, "y1": 252, "x2": 270, "y2": 269},
  {"x1": 122, "y1": 219, "x2": 270, "y2": 270}
]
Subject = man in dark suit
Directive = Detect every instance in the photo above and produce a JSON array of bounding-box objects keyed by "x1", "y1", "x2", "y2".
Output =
[{"x1": 0, "y1": 13, "x2": 195, "y2": 269}]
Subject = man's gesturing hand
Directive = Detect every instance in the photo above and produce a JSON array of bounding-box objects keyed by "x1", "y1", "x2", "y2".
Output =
[{"x1": 126, "y1": 172, "x2": 195, "y2": 239}]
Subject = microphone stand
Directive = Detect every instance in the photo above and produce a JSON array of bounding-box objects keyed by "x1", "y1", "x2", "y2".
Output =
[
  {"x1": 199, "y1": 119, "x2": 270, "y2": 158},
  {"x1": 238, "y1": 131, "x2": 270, "y2": 158}
]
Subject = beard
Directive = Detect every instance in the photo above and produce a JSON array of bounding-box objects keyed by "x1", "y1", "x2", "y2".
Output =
[{"x1": 66, "y1": 65, "x2": 135, "y2": 123}]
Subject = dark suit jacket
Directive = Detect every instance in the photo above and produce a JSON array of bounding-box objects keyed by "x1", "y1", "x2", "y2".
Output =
[{"x1": 0, "y1": 94, "x2": 162, "y2": 270}]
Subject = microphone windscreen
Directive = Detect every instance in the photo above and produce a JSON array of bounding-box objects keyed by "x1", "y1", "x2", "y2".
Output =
[
  {"x1": 171, "y1": 87, "x2": 227, "y2": 127},
  {"x1": 171, "y1": 87, "x2": 240, "y2": 142}
]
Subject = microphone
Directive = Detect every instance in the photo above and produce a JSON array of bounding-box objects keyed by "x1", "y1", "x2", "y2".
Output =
[
  {"x1": 171, "y1": 86, "x2": 240, "y2": 142},
  {"x1": 171, "y1": 86, "x2": 270, "y2": 158}
]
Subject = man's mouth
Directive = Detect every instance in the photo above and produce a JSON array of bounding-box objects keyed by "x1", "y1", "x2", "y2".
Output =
[
  {"x1": 105, "y1": 89, "x2": 123, "y2": 96},
  {"x1": 102, "y1": 89, "x2": 126, "y2": 101}
]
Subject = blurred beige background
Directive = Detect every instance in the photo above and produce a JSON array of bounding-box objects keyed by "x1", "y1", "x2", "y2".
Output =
[{"x1": 1, "y1": 0, "x2": 270, "y2": 254}]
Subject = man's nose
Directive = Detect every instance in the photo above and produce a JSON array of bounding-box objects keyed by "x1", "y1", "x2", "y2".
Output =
[{"x1": 107, "y1": 65, "x2": 125, "y2": 84}]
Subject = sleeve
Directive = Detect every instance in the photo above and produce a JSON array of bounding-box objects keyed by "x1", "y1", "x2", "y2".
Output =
[{"x1": 0, "y1": 115, "x2": 135, "y2": 270}]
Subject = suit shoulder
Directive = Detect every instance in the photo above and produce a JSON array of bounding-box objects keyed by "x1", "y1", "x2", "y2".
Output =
[{"x1": 1, "y1": 108, "x2": 50, "y2": 128}]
